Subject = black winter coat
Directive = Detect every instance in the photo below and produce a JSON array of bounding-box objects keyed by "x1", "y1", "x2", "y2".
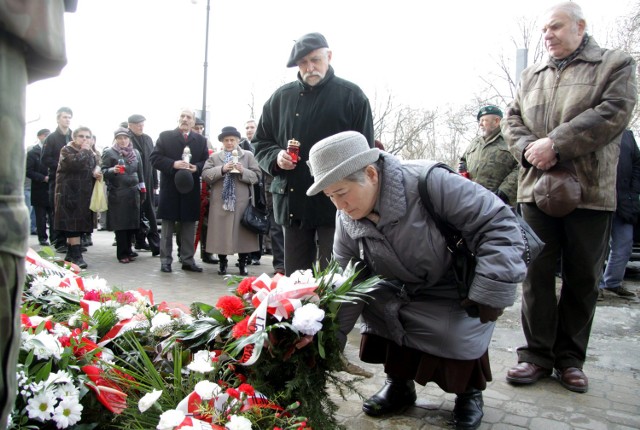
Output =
[
  {"x1": 26, "y1": 144, "x2": 50, "y2": 208},
  {"x1": 252, "y1": 66, "x2": 374, "y2": 228},
  {"x1": 130, "y1": 132, "x2": 158, "y2": 190},
  {"x1": 615, "y1": 130, "x2": 640, "y2": 224},
  {"x1": 41, "y1": 127, "x2": 72, "y2": 177},
  {"x1": 101, "y1": 147, "x2": 143, "y2": 231},
  {"x1": 150, "y1": 129, "x2": 208, "y2": 222}
]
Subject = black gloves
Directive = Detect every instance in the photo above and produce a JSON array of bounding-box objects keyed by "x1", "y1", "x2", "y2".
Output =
[{"x1": 461, "y1": 299, "x2": 504, "y2": 323}]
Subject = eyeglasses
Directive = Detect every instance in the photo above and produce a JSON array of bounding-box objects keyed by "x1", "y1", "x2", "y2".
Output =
[{"x1": 77, "y1": 135, "x2": 91, "y2": 139}]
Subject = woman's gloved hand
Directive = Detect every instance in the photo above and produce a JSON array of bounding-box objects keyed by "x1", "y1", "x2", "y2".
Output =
[{"x1": 461, "y1": 299, "x2": 504, "y2": 323}]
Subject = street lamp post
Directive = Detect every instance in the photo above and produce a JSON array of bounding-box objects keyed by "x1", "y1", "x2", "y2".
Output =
[{"x1": 201, "y1": 0, "x2": 211, "y2": 128}]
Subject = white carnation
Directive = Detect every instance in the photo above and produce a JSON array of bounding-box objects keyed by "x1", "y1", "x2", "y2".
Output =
[
  {"x1": 292, "y1": 303, "x2": 325, "y2": 335},
  {"x1": 156, "y1": 409, "x2": 185, "y2": 430},
  {"x1": 138, "y1": 389, "x2": 162, "y2": 413},
  {"x1": 225, "y1": 414, "x2": 252, "y2": 430},
  {"x1": 194, "y1": 380, "x2": 222, "y2": 400}
]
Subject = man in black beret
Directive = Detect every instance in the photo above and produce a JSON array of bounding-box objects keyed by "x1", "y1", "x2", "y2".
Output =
[
  {"x1": 460, "y1": 105, "x2": 518, "y2": 206},
  {"x1": 150, "y1": 108, "x2": 209, "y2": 273},
  {"x1": 252, "y1": 32, "x2": 374, "y2": 276},
  {"x1": 128, "y1": 114, "x2": 160, "y2": 256}
]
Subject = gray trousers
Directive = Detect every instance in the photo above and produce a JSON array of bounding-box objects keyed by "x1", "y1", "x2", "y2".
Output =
[
  {"x1": 517, "y1": 204, "x2": 612, "y2": 370},
  {"x1": 160, "y1": 220, "x2": 196, "y2": 266},
  {"x1": 283, "y1": 224, "x2": 334, "y2": 275}
]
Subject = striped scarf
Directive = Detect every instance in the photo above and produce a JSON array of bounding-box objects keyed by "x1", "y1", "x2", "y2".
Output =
[{"x1": 222, "y1": 151, "x2": 236, "y2": 211}]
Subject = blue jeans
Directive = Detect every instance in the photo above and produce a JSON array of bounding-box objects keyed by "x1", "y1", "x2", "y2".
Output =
[{"x1": 599, "y1": 214, "x2": 634, "y2": 290}]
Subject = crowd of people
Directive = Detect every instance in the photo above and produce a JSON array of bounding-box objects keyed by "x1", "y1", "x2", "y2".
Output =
[{"x1": 6, "y1": 2, "x2": 639, "y2": 430}]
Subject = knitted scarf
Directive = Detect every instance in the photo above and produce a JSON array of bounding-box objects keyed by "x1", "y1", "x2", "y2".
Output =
[
  {"x1": 222, "y1": 151, "x2": 236, "y2": 211},
  {"x1": 112, "y1": 140, "x2": 136, "y2": 164},
  {"x1": 552, "y1": 34, "x2": 589, "y2": 72}
]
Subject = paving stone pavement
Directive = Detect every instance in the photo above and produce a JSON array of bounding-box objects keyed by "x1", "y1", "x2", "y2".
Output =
[{"x1": 30, "y1": 230, "x2": 640, "y2": 429}]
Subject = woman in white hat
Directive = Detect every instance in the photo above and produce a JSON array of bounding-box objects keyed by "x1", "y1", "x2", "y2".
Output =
[{"x1": 306, "y1": 131, "x2": 527, "y2": 430}]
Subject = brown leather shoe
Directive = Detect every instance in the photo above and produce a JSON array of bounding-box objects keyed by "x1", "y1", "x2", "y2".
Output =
[
  {"x1": 555, "y1": 367, "x2": 588, "y2": 393},
  {"x1": 506, "y1": 362, "x2": 551, "y2": 385}
]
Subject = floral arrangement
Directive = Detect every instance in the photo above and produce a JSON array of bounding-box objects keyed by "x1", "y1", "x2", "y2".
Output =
[{"x1": 10, "y1": 249, "x2": 379, "y2": 430}]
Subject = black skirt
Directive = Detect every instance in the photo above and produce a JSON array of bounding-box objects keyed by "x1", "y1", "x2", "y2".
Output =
[{"x1": 359, "y1": 333, "x2": 491, "y2": 394}]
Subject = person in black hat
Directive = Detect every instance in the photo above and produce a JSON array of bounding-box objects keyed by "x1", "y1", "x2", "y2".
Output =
[
  {"x1": 252, "y1": 32, "x2": 374, "y2": 275},
  {"x1": 202, "y1": 126, "x2": 262, "y2": 276},
  {"x1": 150, "y1": 108, "x2": 209, "y2": 273},
  {"x1": 459, "y1": 105, "x2": 518, "y2": 206},
  {"x1": 128, "y1": 113, "x2": 161, "y2": 256}
]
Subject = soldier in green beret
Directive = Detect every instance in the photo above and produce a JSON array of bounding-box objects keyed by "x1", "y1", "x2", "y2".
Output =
[{"x1": 460, "y1": 105, "x2": 518, "y2": 206}]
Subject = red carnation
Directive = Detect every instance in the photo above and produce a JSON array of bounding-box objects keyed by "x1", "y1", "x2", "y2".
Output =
[
  {"x1": 215, "y1": 296, "x2": 245, "y2": 318},
  {"x1": 237, "y1": 383, "x2": 255, "y2": 396},
  {"x1": 236, "y1": 277, "x2": 256, "y2": 295},
  {"x1": 83, "y1": 290, "x2": 101, "y2": 302},
  {"x1": 226, "y1": 388, "x2": 240, "y2": 399},
  {"x1": 231, "y1": 317, "x2": 254, "y2": 339}
]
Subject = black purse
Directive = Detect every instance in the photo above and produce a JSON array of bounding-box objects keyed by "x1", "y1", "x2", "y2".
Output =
[
  {"x1": 418, "y1": 163, "x2": 544, "y2": 318},
  {"x1": 241, "y1": 185, "x2": 270, "y2": 235}
]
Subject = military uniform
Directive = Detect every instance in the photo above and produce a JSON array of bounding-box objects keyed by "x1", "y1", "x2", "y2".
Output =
[
  {"x1": 0, "y1": 1, "x2": 76, "y2": 424},
  {"x1": 463, "y1": 127, "x2": 518, "y2": 206}
]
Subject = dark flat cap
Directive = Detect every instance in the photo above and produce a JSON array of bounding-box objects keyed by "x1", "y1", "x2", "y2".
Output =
[
  {"x1": 175, "y1": 169, "x2": 194, "y2": 194},
  {"x1": 37, "y1": 128, "x2": 50, "y2": 136},
  {"x1": 128, "y1": 114, "x2": 146, "y2": 124},
  {"x1": 218, "y1": 126, "x2": 241, "y2": 142},
  {"x1": 114, "y1": 127, "x2": 130, "y2": 138},
  {"x1": 477, "y1": 105, "x2": 503, "y2": 121},
  {"x1": 195, "y1": 117, "x2": 205, "y2": 126},
  {"x1": 286, "y1": 32, "x2": 329, "y2": 67}
]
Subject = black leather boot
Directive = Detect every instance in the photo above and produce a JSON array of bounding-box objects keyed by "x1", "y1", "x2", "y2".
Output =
[
  {"x1": 238, "y1": 254, "x2": 249, "y2": 276},
  {"x1": 71, "y1": 244, "x2": 88, "y2": 269},
  {"x1": 362, "y1": 376, "x2": 416, "y2": 416},
  {"x1": 218, "y1": 255, "x2": 228, "y2": 275},
  {"x1": 452, "y1": 388, "x2": 483, "y2": 430}
]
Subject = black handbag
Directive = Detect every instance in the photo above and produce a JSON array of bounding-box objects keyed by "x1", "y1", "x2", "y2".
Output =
[
  {"x1": 241, "y1": 186, "x2": 270, "y2": 235},
  {"x1": 418, "y1": 163, "x2": 544, "y2": 318}
]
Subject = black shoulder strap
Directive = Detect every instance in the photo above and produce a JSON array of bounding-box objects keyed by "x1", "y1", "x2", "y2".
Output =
[{"x1": 417, "y1": 163, "x2": 462, "y2": 250}]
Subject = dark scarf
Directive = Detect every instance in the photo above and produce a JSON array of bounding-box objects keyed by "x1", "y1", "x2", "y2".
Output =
[
  {"x1": 221, "y1": 151, "x2": 236, "y2": 211},
  {"x1": 552, "y1": 34, "x2": 590, "y2": 72},
  {"x1": 111, "y1": 140, "x2": 136, "y2": 164}
]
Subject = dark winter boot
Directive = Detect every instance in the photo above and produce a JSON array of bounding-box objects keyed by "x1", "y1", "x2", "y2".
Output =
[
  {"x1": 71, "y1": 244, "x2": 88, "y2": 269},
  {"x1": 238, "y1": 254, "x2": 249, "y2": 276},
  {"x1": 362, "y1": 376, "x2": 416, "y2": 416},
  {"x1": 217, "y1": 255, "x2": 228, "y2": 275},
  {"x1": 451, "y1": 388, "x2": 483, "y2": 430}
]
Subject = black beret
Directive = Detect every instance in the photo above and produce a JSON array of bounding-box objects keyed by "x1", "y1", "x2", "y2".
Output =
[
  {"x1": 175, "y1": 169, "x2": 194, "y2": 194},
  {"x1": 286, "y1": 32, "x2": 329, "y2": 67},
  {"x1": 128, "y1": 114, "x2": 146, "y2": 124},
  {"x1": 477, "y1": 105, "x2": 503, "y2": 121},
  {"x1": 37, "y1": 128, "x2": 50, "y2": 136},
  {"x1": 217, "y1": 126, "x2": 241, "y2": 142}
]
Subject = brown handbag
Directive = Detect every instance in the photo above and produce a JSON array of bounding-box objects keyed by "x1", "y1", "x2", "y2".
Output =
[{"x1": 533, "y1": 164, "x2": 581, "y2": 217}]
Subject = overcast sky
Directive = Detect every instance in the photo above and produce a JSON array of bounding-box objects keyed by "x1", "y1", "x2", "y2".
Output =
[{"x1": 24, "y1": 0, "x2": 633, "y2": 150}]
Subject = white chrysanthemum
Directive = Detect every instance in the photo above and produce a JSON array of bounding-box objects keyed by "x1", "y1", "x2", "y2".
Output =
[
  {"x1": 187, "y1": 350, "x2": 217, "y2": 373},
  {"x1": 292, "y1": 303, "x2": 325, "y2": 336},
  {"x1": 319, "y1": 272, "x2": 348, "y2": 289},
  {"x1": 29, "y1": 275, "x2": 49, "y2": 297},
  {"x1": 46, "y1": 370, "x2": 73, "y2": 386},
  {"x1": 150, "y1": 312, "x2": 173, "y2": 337},
  {"x1": 52, "y1": 397, "x2": 83, "y2": 428},
  {"x1": 29, "y1": 331, "x2": 63, "y2": 360},
  {"x1": 51, "y1": 323, "x2": 71, "y2": 338},
  {"x1": 156, "y1": 409, "x2": 185, "y2": 430},
  {"x1": 26, "y1": 391, "x2": 55, "y2": 421},
  {"x1": 82, "y1": 276, "x2": 111, "y2": 293},
  {"x1": 225, "y1": 414, "x2": 253, "y2": 430},
  {"x1": 115, "y1": 304, "x2": 138, "y2": 321},
  {"x1": 54, "y1": 382, "x2": 80, "y2": 400},
  {"x1": 289, "y1": 269, "x2": 315, "y2": 284},
  {"x1": 194, "y1": 380, "x2": 222, "y2": 400},
  {"x1": 138, "y1": 389, "x2": 163, "y2": 413},
  {"x1": 44, "y1": 274, "x2": 63, "y2": 289}
]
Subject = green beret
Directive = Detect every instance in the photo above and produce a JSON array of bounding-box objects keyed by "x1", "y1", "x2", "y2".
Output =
[{"x1": 477, "y1": 105, "x2": 503, "y2": 121}]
